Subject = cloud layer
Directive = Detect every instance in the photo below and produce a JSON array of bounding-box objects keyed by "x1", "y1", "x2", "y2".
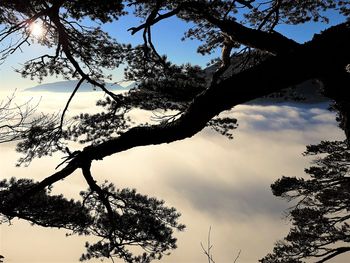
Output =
[{"x1": 0, "y1": 91, "x2": 346, "y2": 263}]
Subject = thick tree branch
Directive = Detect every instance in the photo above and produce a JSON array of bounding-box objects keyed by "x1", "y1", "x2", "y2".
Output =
[
  {"x1": 9, "y1": 154, "x2": 82, "y2": 208},
  {"x1": 198, "y1": 12, "x2": 299, "y2": 54},
  {"x1": 83, "y1": 22, "x2": 350, "y2": 161},
  {"x1": 12, "y1": 21, "x2": 349, "y2": 203},
  {"x1": 81, "y1": 161, "x2": 115, "y2": 222}
]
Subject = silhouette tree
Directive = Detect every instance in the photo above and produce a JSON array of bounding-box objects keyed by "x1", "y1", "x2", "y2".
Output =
[
  {"x1": 1, "y1": 0, "x2": 350, "y2": 262},
  {"x1": 260, "y1": 103, "x2": 350, "y2": 263},
  {"x1": 261, "y1": 140, "x2": 350, "y2": 263}
]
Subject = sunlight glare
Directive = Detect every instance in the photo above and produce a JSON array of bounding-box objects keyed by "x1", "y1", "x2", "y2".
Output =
[{"x1": 29, "y1": 22, "x2": 44, "y2": 38}]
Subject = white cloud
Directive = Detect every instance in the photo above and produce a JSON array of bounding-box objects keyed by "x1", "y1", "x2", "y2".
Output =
[{"x1": 0, "y1": 92, "x2": 346, "y2": 263}]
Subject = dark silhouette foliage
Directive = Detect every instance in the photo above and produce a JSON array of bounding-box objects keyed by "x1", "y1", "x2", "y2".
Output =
[
  {"x1": 260, "y1": 138, "x2": 350, "y2": 263},
  {"x1": 1, "y1": 0, "x2": 350, "y2": 262},
  {"x1": 0, "y1": 178, "x2": 184, "y2": 262}
]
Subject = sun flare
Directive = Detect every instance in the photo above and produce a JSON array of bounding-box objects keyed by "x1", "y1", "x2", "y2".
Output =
[{"x1": 29, "y1": 22, "x2": 44, "y2": 38}]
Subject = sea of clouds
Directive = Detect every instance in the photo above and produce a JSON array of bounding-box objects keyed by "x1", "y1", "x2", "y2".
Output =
[{"x1": 0, "y1": 91, "x2": 346, "y2": 263}]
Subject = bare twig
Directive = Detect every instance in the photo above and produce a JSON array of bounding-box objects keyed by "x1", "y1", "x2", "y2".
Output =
[
  {"x1": 233, "y1": 249, "x2": 241, "y2": 263},
  {"x1": 201, "y1": 227, "x2": 216, "y2": 263},
  {"x1": 0, "y1": 92, "x2": 40, "y2": 143}
]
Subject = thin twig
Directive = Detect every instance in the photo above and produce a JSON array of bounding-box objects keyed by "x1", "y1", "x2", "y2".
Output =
[
  {"x1": 59, "y1": 77, "x2": 85, "y2": 130},
  {"x1": 233, "y1": 249, "x2": 241, "y2": 263}
]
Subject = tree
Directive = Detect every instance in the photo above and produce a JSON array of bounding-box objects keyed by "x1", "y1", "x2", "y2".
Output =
[
  {"x1": 259, "y1": 102, "x2": 350, "y2": 263},
  {"x1": 261, "y1": 140, "x2": 350, "y2": 262},
  {"x1": 0, "y1": 0, "x2": 350, "y2": 262}
]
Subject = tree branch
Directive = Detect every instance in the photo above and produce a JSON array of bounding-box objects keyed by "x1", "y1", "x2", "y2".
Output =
[
  {"x1": 198, "y1": 11, "x2": 299, "y2": 54},
  {"x1": 49, "y1": 8, "x2": 121, "y2": 102},
  {"x1": 315, "y1": 247, "x2": 350, "y2": 263},
  {"x1": 59, "y1": 77, "x2": 85, "y2": 130},
  {"x1": 11, "y1": 21, "x2": 349, "y2": 205},
  {"x1": 128, "y1": 6, "x2": 183, "y2": 35},
  {"x1": 82, "y1": 21, "x2": 350, "y2": 161},
  {"x1": 258, "y1": 0, "x2": 282, "y2": 31},
  {"x1": 127, "y1": 2, "x2": 299, "y2": 55}
]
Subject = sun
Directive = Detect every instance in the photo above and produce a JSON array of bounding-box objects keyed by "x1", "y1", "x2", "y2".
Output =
[{"x1": 29, "y1": 22, "x2": 44, "y2": 38}]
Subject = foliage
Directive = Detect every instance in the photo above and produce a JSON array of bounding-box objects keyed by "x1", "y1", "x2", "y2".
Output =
[
  {"x1": 0, "y1": 178, "x2": 184, "y2": 262},
  {"x1": 1, "y1": 0, "x2": 348, "y2": 162},
  {"x1": 79, "y1": 183, "x2": 185, "y2": 262},
  {"x1": 1, "y1": 0, "x2": 350, "y2": 262},
  {"x1": 260, "y1": 140, "x2": 350, "y2": 263}
]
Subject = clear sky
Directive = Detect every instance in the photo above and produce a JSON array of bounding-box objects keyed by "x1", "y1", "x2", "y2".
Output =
[{"x1": 0, "y1": 8, "x2": 346, "y2": 91}]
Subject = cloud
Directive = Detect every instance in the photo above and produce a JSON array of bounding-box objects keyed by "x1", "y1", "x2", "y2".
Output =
[
  {"x1": 0, "y1": 92, "x2": 347, "y2": 263},
  {"x1": 231, "y1": 102, "x2": 338, "y2": 132},
  {"x1": 169, "y1": 174, "x2": 288, "y2": 220}
]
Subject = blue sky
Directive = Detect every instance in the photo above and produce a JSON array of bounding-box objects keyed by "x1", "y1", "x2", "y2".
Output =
[{"x1": 0, "y1": 8, "x2": 346, "y2": 91}]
